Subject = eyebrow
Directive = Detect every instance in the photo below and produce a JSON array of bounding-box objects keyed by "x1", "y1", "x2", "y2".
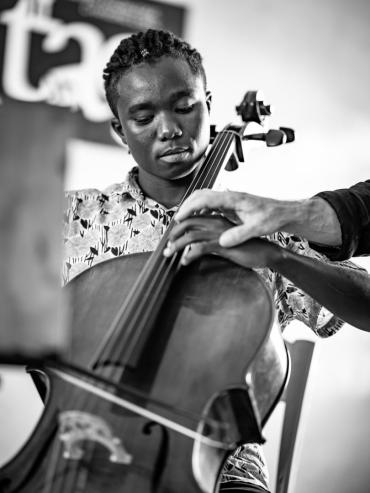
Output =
[
  {"x1": 169, "y1": 89, "x2": 195, "y2": 102},
  {"x1": 128, "y1": 103, "x2": 153, "y2": 114},
  {"x1": 127, "y1": 90, "x2": 195, "y2": 115}
]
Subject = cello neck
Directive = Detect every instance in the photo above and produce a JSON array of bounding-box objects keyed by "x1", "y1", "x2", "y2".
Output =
[
  {"x1": 90, "y1": 126, "x2": 245, "y2": 373},
  {"x1": 181, "y1": 126, "x2": 245, "y2": 201}
]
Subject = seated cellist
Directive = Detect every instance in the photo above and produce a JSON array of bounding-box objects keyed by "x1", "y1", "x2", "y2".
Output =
[{"x1": 63, "y1": 29, "x2": 366, "y2": 492}]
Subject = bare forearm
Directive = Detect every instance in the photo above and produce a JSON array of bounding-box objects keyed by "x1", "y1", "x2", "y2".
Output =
[
  {"x1": 166, "y1": 213, "x2": 369, "y2": 331},
  {"x1": 269, "y1": 248, "x2": 370, "y2": 332},
  {"x1": 280, "y1": 197, "x2": 342, "y2": 247},
  {"x1": 175, "y1": 189, "x2": 343, "y2": 248}
]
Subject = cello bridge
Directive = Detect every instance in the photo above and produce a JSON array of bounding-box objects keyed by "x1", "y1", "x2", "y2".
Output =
[{"x1": 58, "y1": 410, "x2": 133, "y2": 464}]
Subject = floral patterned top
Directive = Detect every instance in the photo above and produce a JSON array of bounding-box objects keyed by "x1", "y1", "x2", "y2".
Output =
[
  {"x1": 63, "y1": 167, "x2": 352, "y2": 337},
  {"x1": 63, "y1": 167, "x2": 175, "y2": 286},
  {"x1": 63, "y1": 166, "x2": 359, "y2": 490}
]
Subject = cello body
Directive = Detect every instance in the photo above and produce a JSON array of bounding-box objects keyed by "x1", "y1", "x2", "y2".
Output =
[
  {"x1": 0, "y1": 252, "x2": 288, "y2": 493},
  {"x1": 0, "y1": 91, "x2": 294, "y2": 492}
]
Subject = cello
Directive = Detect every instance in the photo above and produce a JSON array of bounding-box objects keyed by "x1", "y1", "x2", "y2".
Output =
[{"x1": 0, "y1": 91, "x2": 292, "y2": 493}]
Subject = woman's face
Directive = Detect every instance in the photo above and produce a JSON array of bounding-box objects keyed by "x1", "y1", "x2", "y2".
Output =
[{"x1": 113, "y1": 56, "x2": 211, "y2": 182}]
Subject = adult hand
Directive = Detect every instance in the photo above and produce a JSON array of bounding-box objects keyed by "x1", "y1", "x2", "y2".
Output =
[
  {"x1": 175, "y1": 189, "x2": 341, "y2": 248},
  {"x1": 165, "y1": 211, "x2": 370, "y2": 333},
  {"x1": 175, "y1": 190, "x2": 297, "y2": 247},
  {"x1": 164, "y1": 214, "x2": 281, "y2": 269}
]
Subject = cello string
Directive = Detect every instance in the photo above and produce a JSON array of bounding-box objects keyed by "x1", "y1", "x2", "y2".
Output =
[
  {"x1": 189, "y1": 129, "x2": 241, "y2": 199},
  {"x1": 42, "y1": 362, "x2": 121, "y2": 493},
  {"x1": 49, "y1": 262, "x2": 180, "y2": 492},
  {"x1": 180, "y1": 129, "x2": 240, "y2": 201},
  {"x1": 89, "y1": 133, "x2": 229, "y2": 366},
  {"x1": 105, "y1": 132, "x2": 235, "y2": 367},
  {"x1": 60, "y1": 450, "x2": 90, "y2": 493},
  {"x1": 62, "y1": 367, "x2": 131, "y2": 492},
  {"x1": 42, "y1": 434, "x2": 66, "y2": 493},
  {"x1": 103, "y1": 131, "x2": 235, "y2": 366},
  {"x1": 51, "y1": 382, "x2": 93, "y2": 493},
  {"x1": 42, "y1": 129, "x2": 240, "y2": 493},
  {"x1": 43, "y1": 417, "x2": 86, "y2": 493},
  {"x1": 107, "y1": 253, "x2": 180, "y2": 366},
  {"x1": 179, "y1": 130, "x2": 235, "y2": 203},
  {"x1": 52, "y1": 371, "x2": 115, "y2": 493},
  {"x1": 40, "y1": 373, "x2": 90, "y2": 493},
  {"x1": 92, "y1": 241, "x2": 179, "y2": 364},
  {"x1": 57, "y1": 131, "x2": 235, "y2": 492}
]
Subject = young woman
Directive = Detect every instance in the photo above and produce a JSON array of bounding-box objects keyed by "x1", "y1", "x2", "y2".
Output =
[{"x1": 64, "y1": 29, "x2": 365, "y2": 492}]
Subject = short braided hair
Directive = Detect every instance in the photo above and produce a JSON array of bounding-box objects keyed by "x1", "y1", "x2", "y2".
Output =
[{"x1": 103, "y1": 29, "x2": 207, "y2": 118}]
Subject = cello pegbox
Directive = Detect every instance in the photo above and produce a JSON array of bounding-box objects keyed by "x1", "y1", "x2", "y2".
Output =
[{"x1": 236, "y1": 90, "x2": 271, "y2": 125}]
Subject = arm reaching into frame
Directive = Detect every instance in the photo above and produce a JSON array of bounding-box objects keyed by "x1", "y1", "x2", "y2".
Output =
[
  {"x1": 175, "y1": 190, "x2": 342, "y2": 248},
  {"x1": 164, "y1": 215, "x2": 370, "y2": 332}
]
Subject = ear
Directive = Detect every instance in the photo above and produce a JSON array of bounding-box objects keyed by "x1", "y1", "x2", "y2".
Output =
[
  {"x1": 206, "y1": 91, "x2": 212, "y2": 113},
  {"x1": 110, "y1": 118, "x2": 127, "y2": 146}
]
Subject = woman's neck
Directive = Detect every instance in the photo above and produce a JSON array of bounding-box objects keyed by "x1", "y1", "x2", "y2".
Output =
[{"x1": 137, "y1": 168, "x2": 199, "y2": 209}]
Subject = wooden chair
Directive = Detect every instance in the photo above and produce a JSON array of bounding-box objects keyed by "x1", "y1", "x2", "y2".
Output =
[{"x1": 275, "y1": 339, "x2": 316, "y2": 493}]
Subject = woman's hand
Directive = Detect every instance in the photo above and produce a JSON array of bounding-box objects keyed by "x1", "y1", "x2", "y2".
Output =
[{"x1": 163, "y1": 214, "x2": 282, "y2": 269}]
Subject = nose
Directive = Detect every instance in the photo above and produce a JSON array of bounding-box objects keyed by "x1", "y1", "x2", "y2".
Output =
[{"x1": 157, "y1": 112, "x2": 182, "y2": 141}]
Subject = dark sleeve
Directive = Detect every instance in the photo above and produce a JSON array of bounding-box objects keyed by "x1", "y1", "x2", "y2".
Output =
[{"x1": 310, "y1": 180, "x2": 370, "y2": 260}]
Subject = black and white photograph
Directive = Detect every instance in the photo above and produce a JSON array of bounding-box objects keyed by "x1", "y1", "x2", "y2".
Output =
[{"x1": 0, "y1": 1, "x2": 369, "y2": 492}]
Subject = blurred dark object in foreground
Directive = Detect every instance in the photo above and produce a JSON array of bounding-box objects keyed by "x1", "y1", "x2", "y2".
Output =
[
  {"x1": 0, "y1": 99, "x2": 68, "y2": 364},
  {"x1": 0, "y1": 0, "x2": 186, "y2": 363}
]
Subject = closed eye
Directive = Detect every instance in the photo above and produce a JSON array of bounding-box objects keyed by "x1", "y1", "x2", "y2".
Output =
[
  {"x1": 176, "y1": 104, "x2": 195, "y2": 114},
  {"x1": 133, "y1": 115, "x2": 153, "y2": 125}
]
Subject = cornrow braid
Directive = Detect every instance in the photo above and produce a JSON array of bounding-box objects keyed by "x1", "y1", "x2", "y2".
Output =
[{"x1": 103, "y1": 29, "x2": 207, "y2": 118}]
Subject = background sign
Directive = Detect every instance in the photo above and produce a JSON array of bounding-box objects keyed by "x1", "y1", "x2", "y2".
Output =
[{"x1": 0, "y1": 0, "x2": 186, "y2": 361}]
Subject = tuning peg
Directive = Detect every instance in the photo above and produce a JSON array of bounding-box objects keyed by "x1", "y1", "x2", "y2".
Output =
[
  {"x1": 243, "y1": 128, "x2": 291, "y2": 147},
  {"x1": 279, "y1": 126, "x2": 295, "y2": 143},
  {"x1": 209, "y1": 124, "x2": 218, "y2": 143},
  {"x1": 236, "y1": 90, "x2": 272, "y2": 124},
  {"x1": 265, "y1": 129, "x2": 286, "y2": 147},
  {"x1": 259, "y1": 104, "x2": 272, "y2": 117}
]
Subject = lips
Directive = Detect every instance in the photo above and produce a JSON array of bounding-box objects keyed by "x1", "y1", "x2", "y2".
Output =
[
  {"x1": 159, "y1": 147, "x2": 189, "y2": 157},
  {"x1": 158, "y1": 147, "x2": 192, "y2": 164}
]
